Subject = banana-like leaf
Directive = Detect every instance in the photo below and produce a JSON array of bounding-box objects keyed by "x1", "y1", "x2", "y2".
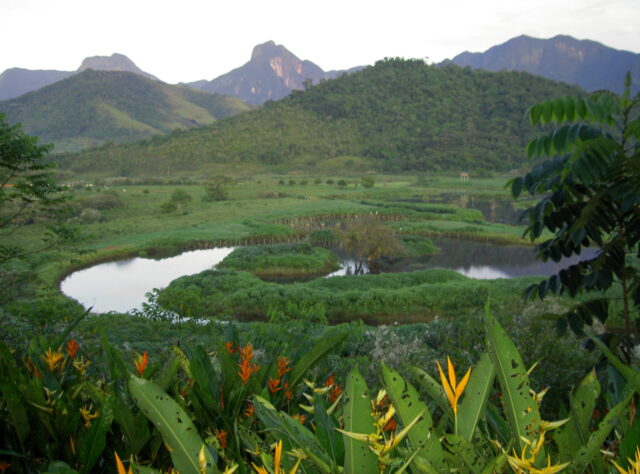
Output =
[
  {"x1": 552, "y1": 404, "x2": 581, "y2": 463},
  {"x1": 409, "y1": 366, "x2": 452, "y2": 422},
  {"x1": 484, "y1": 307, "x2": 543, "y2": 455},
  {"x1": 128, "y1": 375, "x2": 219, "y2": 474},
  {"x1": 588, "y1": 335, "x2": 640, "y2": 391},
  {"x1": 288, "y1": 330, "x2": 347, "y2": 390},
  {"x1": 253, "y1": 395, "x2": 334, "y2": 473},
  {"x1": 78, "y1": 397, "x2": 114, "y2": 474},
  {"x1": 312, "y1": 392, "x2": 344, "y2": 466},
  {"x1": 571, "y1": 391, "x2": 636, "y2": 472},
  {"x1": 442, "y1": 434, "x2": 485, "y2": 473},
  {"x1": 456, "y1": 352, "x2": 495, "y2": 442},
  {"x1": 382, "y1": 363, "x2": 446, "y2": 470},
  {"x1": 570, "y1": 369, "x2": 600, "y2": 445},
  {"x1": 343, "y1": 367, "x2": 378, "y2": 474}
]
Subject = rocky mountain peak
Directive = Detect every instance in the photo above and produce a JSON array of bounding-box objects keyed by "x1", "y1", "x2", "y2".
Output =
[{"x1": 77, "y1": 53, "x2": 158, "y2": 80}]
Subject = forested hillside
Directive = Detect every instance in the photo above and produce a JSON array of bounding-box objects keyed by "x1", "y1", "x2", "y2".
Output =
[
  {"x1": 63, "y1": 59, "x2": 582, "y2": 174},
  {"x1": 0, "y1": 70, "x2": 251, "y2": 152}
]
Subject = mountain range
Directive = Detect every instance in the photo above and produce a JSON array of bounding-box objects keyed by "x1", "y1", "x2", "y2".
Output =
[
  {"x1": 450, "y1": 35, "x2": 640, "y2": 94},
  {"x1": 0, "y1": 53, "x2": 157, "y2": 101},
  {"x1": 61, "y1": 58, "x2": 582, "y2": 176},
  {"x1": 185, "y1": 41, "x2": 362, "y2": 105},
  {"x1": 0, "y1": 70, "x2": 250, "y2": 152}
]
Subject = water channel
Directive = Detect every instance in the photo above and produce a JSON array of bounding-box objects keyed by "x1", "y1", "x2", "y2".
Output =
[{"x1": 60, "y1": 239, "x2": 598, "y2": 314}]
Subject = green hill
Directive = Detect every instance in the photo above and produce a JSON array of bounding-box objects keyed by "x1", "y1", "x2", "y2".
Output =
[
  {"x1": 0, "y1": 70, "x2": 251, "y2": 152},
  {"x1": 62, "y1": 58, "x2": 582, "y2": 174}
]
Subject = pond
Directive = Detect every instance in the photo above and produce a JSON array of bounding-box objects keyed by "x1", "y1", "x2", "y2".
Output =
[{"x1": 61, "y1": 240, "x2": 598, "y2": 314}]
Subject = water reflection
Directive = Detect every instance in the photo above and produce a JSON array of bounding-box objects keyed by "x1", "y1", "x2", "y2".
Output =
[
  {"x1": 61, "y1": 240, "x2": 598, "y2": 313},
  {"x1": 61, "y1": 248, "x2": 235, "y2": 313}
]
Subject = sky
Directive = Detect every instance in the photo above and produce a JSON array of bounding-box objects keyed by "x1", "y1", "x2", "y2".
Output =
[{"x1": 1, "y1": 0, "x2": 639, "y2": 84}]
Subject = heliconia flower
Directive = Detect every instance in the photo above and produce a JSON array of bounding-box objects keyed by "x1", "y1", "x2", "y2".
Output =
[
  {"x1": 0, "y1": 460, "x2": 11, "y2": 472},
  {"x1": 237, "y1": 344, "x2": 259, "y2": 384},
  {"x1": 225, "y1": 341, "x2": 235, "y2": 354},
  {"x1": 328, "y1": 383, "x2": 343, "y2": 403},
  {"x1": 284, "y1": 382, "x2": 292, "y2": 401},
  {"x1": 114, "y1": 451, "x2": 133, "y2": 474},
  {"x1": 244, "y1": 402, "x2": 254, "y2": 417},
  {"x1": 277, "y1": 356, "x2": 291, "y2": 377},
  {"x1": 66, "y1": 339, "x2": 79, "y2": 358},
  {"x1": 73, "y1": 356, "x2": 91, "y2": 377},
  {"x1": 611, "y1": 446, "x2": 640, "y2": 474},
  {"x1": 268, "y1": 378, "x2": 281, "y2": 393},
  {"x1": 436, "y1": 356, "x2": 471, "y2": 416},
  {"x1": 135, "y1": 351, "x2": 149, "y2": 377},
  {"x1": 506, "y1": 432, "x2": 569, "y2": 474},
  {"x1": 251, "y1": 440, "x2": 302, "y2": 474},
  {"x1": 42, "y1": 347, "x2": 65, "y2": 372},
  {"x1": 383, "y1": 417, "x2": 397, "y2": 432},
  {"x1": 214, "y1": 429, "x2": 228, "y2": 449},
  {"x1": 292, "y1": 414, "x2": 306, "y2": 425},
  {"x1": 80, "y1": 404, "x2": 100, "y2": 428}
]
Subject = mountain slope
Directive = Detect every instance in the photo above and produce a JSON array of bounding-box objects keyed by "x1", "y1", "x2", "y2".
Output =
[
  {"x1": 0, "y1": 53, "x2": 159, "y2": 101},
  {"x1": 0, "y1": 70, "x2": 251, "y2": 152},
  {"x1": 64, "y1": 59, "x2": 583, "y2": 175},
  {"x1": 451, "y1": 35, "x2": 640, "y2": 94},
  {"x1": 187, "y1": 41, "x2": 361, "y2": 105}
]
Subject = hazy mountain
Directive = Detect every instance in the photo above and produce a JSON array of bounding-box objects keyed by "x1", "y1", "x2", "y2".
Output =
[
  {"x1": 66, "y1": 59, "x2": 582, "y2": 176},
  {"x1": 0, "y1": 68, "x2": 74, "y2": 101},
  {"x1": 450, "y1": 35, "x2": 640, "y2": 94},
  {"x1": 186, "y1": 41, "x2": 362, "y2": 105},
  {"x1": 0, "y1": 53, "x2": 158, "y2": 100},
  {"x1": 0, "y1": 70, "x2": 251, "y2": 152},
  {"x1": 78, "y1": 53, "x2": 158, "y2": 81}
]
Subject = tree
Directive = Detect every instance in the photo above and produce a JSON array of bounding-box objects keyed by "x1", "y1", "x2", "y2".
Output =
[
  {"x1": 0, "y1": 114, "x2": 77, "y2": 300},
  {"x1": 511, "y1": 75, "x2": 640, "y2": 357},
  {"x1": 338, "y1": 216, "x2": 402, "y2": 274},
  {"x1": 202, "y1": 176, "x2": 233, "y2": 202},
  {"x1": 361, "y1": 175, "x2": 375, "y2": 188}
]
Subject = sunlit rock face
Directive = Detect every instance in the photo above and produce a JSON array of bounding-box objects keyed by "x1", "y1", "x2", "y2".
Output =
[{"x1": 185, "y1": 41, "x2": 362, "y2": 105}]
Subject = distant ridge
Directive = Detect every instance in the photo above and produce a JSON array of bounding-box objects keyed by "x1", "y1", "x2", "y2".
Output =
[
  {"x1": 0, "y1": 53, "x2": 158, "y2": 100},
  {"x1": 186, "y1": 41, "x2": 363, "y2": 105},
  {"x1": 450, "y1": 34, "x2": 640, "y2": 94},
  {"x1": 0, "y1": 70, "x2": 251, "y2": 153}
]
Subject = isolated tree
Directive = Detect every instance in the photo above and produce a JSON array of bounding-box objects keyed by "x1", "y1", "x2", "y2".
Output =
[
  {"x1": 202, "y1": 176, "x2": 234, "y2": 202},
  {"x1": 0, "y1": 114, "x2": 76, "y2": 299},
  {"x1": 361, "y1": 175, "x2": 375, "y2": 188},
  {"x1": 338, "y1": 216, "x2": 402, "y2": 274},
  {"x1": 511, "y1": 75, "x2": 640, "y2": 356}
]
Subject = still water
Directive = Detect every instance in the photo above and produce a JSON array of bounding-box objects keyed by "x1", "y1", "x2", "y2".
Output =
[{"x1": 61, "y1": 240, "x2": 597, "y2": 313}]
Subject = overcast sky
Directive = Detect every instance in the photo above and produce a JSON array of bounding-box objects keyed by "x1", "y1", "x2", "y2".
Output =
[{"x1": 1, "y1": 0, "x2": 638, "y2": 84}]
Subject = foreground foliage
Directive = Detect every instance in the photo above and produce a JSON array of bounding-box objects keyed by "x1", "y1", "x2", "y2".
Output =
[
  {"x1": 512, "y1": 75, "x2": 640, "y2": 356},
  {"x1": 0, "y1": 308, "x2": 637, "y2": 473}
]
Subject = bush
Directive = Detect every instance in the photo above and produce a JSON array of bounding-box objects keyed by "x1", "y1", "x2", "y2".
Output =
[
  {"x1": 361, "y1": 175, "x2": 375, "y2": 188},
  {"x1": 170, "y1": 189, "x2": 192, "y2": 204},
  {"x1": 337, "y1": 179, "x2": 347, "y2": 187}
]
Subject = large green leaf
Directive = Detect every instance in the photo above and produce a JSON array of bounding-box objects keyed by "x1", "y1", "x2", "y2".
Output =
[
  {"x1": 442, "y1": 434, "x2": 485, "y2": 473},
  {"x1": 456, "y1": 352, "x2": 495, "y2": 442},
  {"x1": 288, "y1": 329, "x2": 347, "y2": 390},
  {"x1": 570, "y1": 369, "x2": 600, "y2": 445},
  {"x1": 128, "y1": 375, "x2": 219, "y2": 474},
  {"x1": 78, "y1": 397, "x2": 114, "y2": 474},
  {"x1": 342, "y1": 367, "x2": 378, "y2": 474},
  {"x1": 252, "y1": 395, "x2": 333, "y2": 473},
  {"x1": 484, "y1": 308, "x2": 543, "y2": 454},
  {"x1": 381, "y1": 363, "x2": 445, "y2": 470},
  {"x1": 409, "y1": 366, "x2": 452, "y2": 422},
  {"x1": 571, "y1": 391, "x2": 635, "y2": 472}
]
